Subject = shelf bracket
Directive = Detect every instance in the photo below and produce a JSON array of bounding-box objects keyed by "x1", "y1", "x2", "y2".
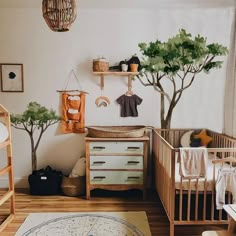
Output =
[
  {"x1": 100, "y1": 74, "x2": 104, "y2": 90},
  {"x1": 128, "y1": 75, "x2": 132, "y2": 90}
]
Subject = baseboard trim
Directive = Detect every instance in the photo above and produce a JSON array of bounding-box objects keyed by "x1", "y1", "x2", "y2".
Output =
[{"x1": 0, "y1": 177, "x2": 29, "y2": 188}]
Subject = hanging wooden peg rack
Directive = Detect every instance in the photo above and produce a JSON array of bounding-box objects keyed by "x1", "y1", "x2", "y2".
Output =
[{"x1": 56, "y1": 89, "x2": 89, "y2": 94}]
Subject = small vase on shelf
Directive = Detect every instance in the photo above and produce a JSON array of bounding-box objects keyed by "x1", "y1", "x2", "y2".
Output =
[{"x1": 121, "y1": 64, "x2": 128, "y2": 72}]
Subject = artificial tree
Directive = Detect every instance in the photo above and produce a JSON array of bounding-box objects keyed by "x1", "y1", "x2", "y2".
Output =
[
  {"x1": 136, "y1": 29, "x2": 228, "y2": 129},
  {"x1": 11, "y1": 102, "x2": 60, "y2": 171}
]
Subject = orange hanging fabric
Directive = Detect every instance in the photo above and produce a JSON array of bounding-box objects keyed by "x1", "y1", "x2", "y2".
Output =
[
  {"x1": 61, "y1": 92, "x2": 86, "y2": 133},
  {"x1": 58, "y1": 70, "x2": 88, "y2": 134}
]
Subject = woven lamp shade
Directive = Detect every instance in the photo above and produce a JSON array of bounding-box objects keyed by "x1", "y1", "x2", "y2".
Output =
[{"x1": 42, "y1": 0, "x2": 77, "y2": 32}]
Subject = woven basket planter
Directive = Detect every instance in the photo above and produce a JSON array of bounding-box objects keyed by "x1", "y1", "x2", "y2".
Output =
[{"x1": 61, "y1": 176, "x2": 85, "y2": 197}]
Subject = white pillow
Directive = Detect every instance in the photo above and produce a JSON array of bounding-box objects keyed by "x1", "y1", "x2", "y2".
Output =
[
  {"x1": 0, "y1": 122, "x2": 9, "y2": 143},
  {"x1": 69, "y1": 157, "x2": 86, "y2": 177},
  {"x1": 180, "y1": 130, "x2": 194, "y2": 147}
]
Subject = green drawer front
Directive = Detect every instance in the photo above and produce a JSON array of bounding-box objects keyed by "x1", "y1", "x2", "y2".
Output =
[
  {"x1": 90, "y1": 156, "x2": 143, "y2": 170},
  {"x1": 90, "y1": 171, "x2": 143, "y2": 185},
  {"x1": 89, "y1": 142, "x2": 143, "y2": 154}
]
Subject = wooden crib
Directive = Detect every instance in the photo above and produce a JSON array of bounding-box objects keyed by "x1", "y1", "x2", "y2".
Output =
[{"x1": 152, "y1": 128, "x2": 236, "y2": 236}]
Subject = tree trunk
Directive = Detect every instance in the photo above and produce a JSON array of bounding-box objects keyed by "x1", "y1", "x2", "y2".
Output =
[
  {"x1": 161, "y1": 106, "x2": 173, "y2": 129},
  {"x1": 160, "y1": 92, "x2": 177, "y2": 129},
  {"x1": 29, "y1": 133, "x2": 37, "y2": 172},
  {"x1": 160, "y1": 93, "x2": 166, "y2": 128},
  {"x1": 161, "y1": 118, "x2": 171, "y2": 129},
  {"x1": 32, "y1": 151, "x2": 37, "y2": 172}
]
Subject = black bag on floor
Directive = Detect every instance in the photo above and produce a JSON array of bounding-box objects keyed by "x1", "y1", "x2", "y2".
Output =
[{"x1": 28, "y1": 166, "x2": 63, "y2": 195}]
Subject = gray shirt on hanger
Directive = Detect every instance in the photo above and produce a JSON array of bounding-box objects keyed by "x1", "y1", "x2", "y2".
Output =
[{"x1": 116, "y1": 94, "x2": 143, "y2": 117}]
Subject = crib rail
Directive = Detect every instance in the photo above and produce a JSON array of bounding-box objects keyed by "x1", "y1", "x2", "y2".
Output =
[
  {"x1": 153, "y1": 128, "x2": 236, "y2": 236},
  {"x1": 153, "y1": 129, "x2": 175, "y2": 221}
]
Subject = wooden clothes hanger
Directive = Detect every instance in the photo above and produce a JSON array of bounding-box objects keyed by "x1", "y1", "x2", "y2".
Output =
[
  {"x1": 125, "y1": 76, "x2": 134, "y2": 96},
  {"x1": 125, "y1": 87, "x2": 134, "y2": 96}
]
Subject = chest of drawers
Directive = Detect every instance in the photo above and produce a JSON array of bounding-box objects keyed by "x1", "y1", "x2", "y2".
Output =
[{"x1": 85, "y1": 136, "x2": 149, "y2": 199}]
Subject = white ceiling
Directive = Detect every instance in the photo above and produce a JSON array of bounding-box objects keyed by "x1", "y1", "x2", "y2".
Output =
[{"x1": 0, "y1": 0, "x2": 234, "y2": 9}]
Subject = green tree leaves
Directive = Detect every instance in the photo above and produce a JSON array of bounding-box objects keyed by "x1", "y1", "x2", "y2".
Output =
[
  {"x1": 10, "y1": 102, "x2": 60, "y2": 171},
  {"x1": 136, "y1": 29, "x2": 228, "y2": 128},
  {"x1": 138, "y1": 29, "x2": 228, "y2": 76},
  {"x1": 11, "y1": 102, "x2": 60, "y2": 129}
]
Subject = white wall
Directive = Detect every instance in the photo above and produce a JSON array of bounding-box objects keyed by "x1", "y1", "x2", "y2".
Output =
[{"x1": 0, "y1": 5, "x2": 234, "y2": 187}]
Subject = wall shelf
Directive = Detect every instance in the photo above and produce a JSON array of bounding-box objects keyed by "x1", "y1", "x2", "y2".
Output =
[
  {"x1": 93, "y1": 71, "x2": 139, "y2": 76},
  {"x1": 93, "y1": 71, "x2": 139, "y2": 89}
]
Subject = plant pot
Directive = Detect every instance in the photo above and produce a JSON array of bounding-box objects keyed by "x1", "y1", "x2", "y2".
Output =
[
  {"x1": 130, "y1": 63, "x2": 139, "y2": 72},
  {"x1": 121, "y1": 64, "x2": 128, "y2": 72}
]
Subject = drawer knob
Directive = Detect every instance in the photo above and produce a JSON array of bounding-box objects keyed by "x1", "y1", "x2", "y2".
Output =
[
  {"x1": 127, "y1": 176, "x2": 140, "y2": 180},
  {"x1": 92, "y1": 146, "x2": 106, "y2": 150},
  {"x1": 93, "y1": 176, "x2": 106, "y2": 180},
  {"x1": 93, "y1": 161, "x2": 106, "y2": 164},
  {"x1": 127, "y1": 161, "x2": 140, "y2": 164},
  {"x1": 127, "y1": 147, "x2": 140, "y2": 150}
]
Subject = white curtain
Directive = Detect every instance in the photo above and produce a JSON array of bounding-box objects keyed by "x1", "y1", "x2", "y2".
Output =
[{"x1": 224, "y1": 2, "x2": 236, "y2": 137}]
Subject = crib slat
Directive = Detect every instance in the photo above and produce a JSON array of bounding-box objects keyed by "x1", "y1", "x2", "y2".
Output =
[
  {"x1": 195, "y1": 178, "x2": 199, "y2": 220},
  {"x1": 219, "y1": 209, "x2": 222, "y2": 221},
  {"x1": 211, "y1": 152, "x2": 217, "y2": 221},
  {"x1": 187, "y1": 179, "x2": 191, "y2": 221},
  {"x1": 179, "y1": 177, "x2": 183, "y2": 221},
  {"x1": 228, "y1": 192, "x2": 231, "y2": 206},
  {"x1": 203, "y1": 179, "x2": 207, "y2": 221}
]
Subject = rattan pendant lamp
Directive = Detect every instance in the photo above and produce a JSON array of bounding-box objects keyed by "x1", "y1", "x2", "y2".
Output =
[{"x1": 42, "y1": 0, "x2": 77, "y2": 32}]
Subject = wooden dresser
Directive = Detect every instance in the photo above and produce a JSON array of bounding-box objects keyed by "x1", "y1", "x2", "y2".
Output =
[{"x1": 85, "y1": 136, "x2": 149, "y2": 200}]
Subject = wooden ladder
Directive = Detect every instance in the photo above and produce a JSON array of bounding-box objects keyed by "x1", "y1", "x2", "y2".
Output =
[{"x1": 0, "y1": 105, "x2": 15, "y2": 232}]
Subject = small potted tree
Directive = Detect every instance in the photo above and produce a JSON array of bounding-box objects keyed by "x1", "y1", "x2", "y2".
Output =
[{"x1": 11, "y1": 102, "x2": 61, "y2": 194}]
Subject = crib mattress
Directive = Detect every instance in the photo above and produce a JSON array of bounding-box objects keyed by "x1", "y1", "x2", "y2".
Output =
[{"x1": 175, "y1": 154, "x2": 230, "y2": 191}]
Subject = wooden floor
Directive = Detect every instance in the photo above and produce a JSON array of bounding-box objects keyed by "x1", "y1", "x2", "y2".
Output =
[{"x1": 0, "y1": 189, "x2": 227, "y2": 236}]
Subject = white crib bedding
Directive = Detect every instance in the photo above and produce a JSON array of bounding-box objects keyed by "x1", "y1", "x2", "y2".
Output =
[{"x1": 175, "y1": 153, "x2": 230, "y2": 191}]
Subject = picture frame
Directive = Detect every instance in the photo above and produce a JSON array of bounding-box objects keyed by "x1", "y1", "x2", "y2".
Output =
[{"x1": 0, "y1": 63, "x2": 24, "y2": 92}]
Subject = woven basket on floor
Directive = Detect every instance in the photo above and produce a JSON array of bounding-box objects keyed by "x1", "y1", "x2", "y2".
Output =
[{"x1": 61, "y1": 176, "x2": 85, "y2": 197}]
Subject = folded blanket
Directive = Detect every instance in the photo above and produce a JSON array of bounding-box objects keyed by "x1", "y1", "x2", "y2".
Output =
[{"x1": 179, "y1": 147, "x2": 208, "y2": 178}]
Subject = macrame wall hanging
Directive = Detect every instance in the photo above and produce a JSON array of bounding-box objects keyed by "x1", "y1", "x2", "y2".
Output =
[{"x1": 57, "y1": 70, "x2": 88, "y2": 134}]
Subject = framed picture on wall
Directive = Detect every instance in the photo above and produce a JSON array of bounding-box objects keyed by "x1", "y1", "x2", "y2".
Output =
[{"x1": 0, "y1": 63, "x2": 24, "y2": 92}]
